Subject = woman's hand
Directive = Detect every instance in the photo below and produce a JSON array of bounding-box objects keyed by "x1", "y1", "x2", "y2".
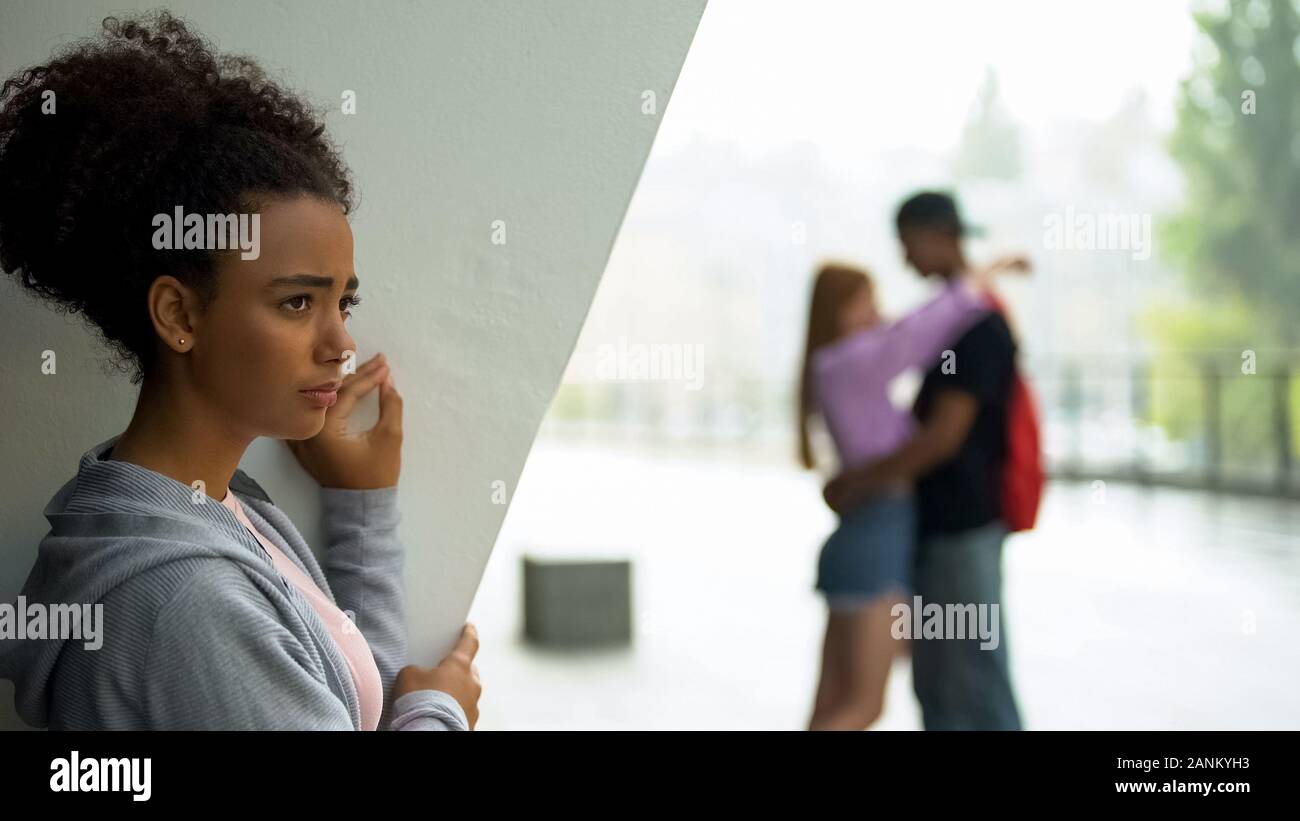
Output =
[
  {"x1": 287, "y1": 352, "x2": 403, "y2": 489},
  {"x1": 395, "y1": 624, "x2": 482, "y2": 729},
  {"x1": 970, "y1": 253, "x2": 1032, "y2": 291},
  {"x1": 986, "y1": 253, "x2": 1032, "y2": 275}
]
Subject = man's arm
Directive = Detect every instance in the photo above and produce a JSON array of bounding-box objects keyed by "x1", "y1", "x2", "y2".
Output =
[{"x1": 823, "y1": 389, "x2": 978, "y2": 513}]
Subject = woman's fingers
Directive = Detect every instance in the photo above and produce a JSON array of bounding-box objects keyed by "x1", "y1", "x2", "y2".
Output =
[
  {"x1": 340, "y1": 352, "x2": 386, "y2": 390},
  {"x1": 453, "y1": 623, "x2": 480, "y2": 663},
  {"x1": 333, "y1": 353, "x2": 389, "y2": 416},
  {"x1": 376, "y1": 370, "x2": 403, "y2": 439},
  {"x1": 992, "y1": 253, "x2": 1031, "y2": 274}
]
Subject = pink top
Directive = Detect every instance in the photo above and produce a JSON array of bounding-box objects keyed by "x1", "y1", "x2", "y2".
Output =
[
  {"x1": 220, "y1": 490, "x2": 384, "y2": 731},
  {"x1": 812, "y1": 281, "x2": 990, "y2": 470}
]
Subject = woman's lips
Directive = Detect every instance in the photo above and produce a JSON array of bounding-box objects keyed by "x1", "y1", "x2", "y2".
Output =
[{"x1": 299, "y1": 388, "x2": 338, "y2": 408}]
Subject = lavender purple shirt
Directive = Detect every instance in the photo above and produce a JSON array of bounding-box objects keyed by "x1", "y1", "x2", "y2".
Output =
[{"x1": 812, "y1": 280, "x2": 990, "y2": 470}]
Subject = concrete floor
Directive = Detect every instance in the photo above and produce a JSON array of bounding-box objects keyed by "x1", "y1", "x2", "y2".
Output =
[{"x1": 467, "y1": 439, "x2": 1300, "y2": 730}]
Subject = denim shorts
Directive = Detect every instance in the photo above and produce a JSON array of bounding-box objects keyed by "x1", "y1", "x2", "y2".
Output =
[{"x1": 815, "y1": 490, "x2": 916, "y2": 604}]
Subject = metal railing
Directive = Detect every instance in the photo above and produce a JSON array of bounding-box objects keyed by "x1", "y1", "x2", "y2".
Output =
[{"x1": 539, "y1": 358, "x2": 1300, "y2": 498}]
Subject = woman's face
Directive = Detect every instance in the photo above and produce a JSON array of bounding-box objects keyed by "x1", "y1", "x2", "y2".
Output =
[
  {"x1": 837, "y1": 281, "x2": 880, "y2": 337},
  {"x1": 188, "y1": 195, "x2": 359, "y2": 441}
]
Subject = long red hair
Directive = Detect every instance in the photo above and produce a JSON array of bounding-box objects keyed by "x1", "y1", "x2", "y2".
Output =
[{"x1": 797, "y1": 263, "x2": 872, "y2": 469}]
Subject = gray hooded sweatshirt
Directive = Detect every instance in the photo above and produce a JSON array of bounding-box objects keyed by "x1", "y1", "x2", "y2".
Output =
[{"x1": 0, "y1": 435, "x2": 467, "y2": 731}]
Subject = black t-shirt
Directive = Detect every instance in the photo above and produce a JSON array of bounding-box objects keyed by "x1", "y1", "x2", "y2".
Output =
[{"x1": 912, "y1": 311, "x2": 1016, "y2": 535}]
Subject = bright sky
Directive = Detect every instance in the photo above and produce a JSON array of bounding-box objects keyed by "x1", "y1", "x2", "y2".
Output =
[{"x1": 659, "y1": 0, "x2": 1201, "y2": 171}]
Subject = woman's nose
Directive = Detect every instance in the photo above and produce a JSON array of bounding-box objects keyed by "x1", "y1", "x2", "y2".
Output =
[{"x1": 322, "y1": 317, "x2": 356, "y2": 368}]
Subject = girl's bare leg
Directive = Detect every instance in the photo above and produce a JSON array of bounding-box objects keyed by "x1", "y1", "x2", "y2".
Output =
[
  {"x1": 808, "y1": 609, "x2": 850, "y2": 729},
  {"x1": 811, "y1": 593, "x2": 904, "y2": 730}
]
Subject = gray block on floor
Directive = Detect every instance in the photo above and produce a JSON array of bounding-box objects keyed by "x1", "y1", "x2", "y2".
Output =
[{"x1": 522, "y1": 556, "x2": 632, "y2": 647}]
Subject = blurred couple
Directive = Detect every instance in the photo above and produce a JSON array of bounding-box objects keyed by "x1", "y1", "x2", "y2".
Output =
[{"x1": 797, "y1": 191, "x2": 1027, "y2": 731}]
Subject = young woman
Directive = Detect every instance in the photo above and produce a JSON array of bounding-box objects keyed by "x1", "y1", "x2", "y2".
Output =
[
  {"x1": 797, "y1": 258, "x2": 1023, "y2": 730},
  {"x1": 0, "y1": 12, "x2": 480, "y2": 730}
]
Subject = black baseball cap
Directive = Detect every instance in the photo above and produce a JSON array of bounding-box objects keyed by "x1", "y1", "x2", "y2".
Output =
[{"x1": 895, "y1": 190, "x2": 985, "y2": 238}]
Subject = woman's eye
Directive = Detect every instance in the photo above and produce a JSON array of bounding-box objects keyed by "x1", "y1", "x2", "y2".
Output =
[{"x1": 282, "y1": 294, "x2": 360, "y2": 318}]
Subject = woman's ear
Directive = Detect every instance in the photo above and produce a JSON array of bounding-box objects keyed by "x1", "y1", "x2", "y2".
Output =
[{"x1": 146, "y1": 275, "x2": 201, "y2": 353}]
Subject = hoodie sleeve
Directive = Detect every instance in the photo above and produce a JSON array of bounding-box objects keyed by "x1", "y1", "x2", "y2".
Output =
[
  {"x1": 142, "y1": 562, "x2": 468, "y2": 731},
  {"x1": 143, "y1": 563, "x2": 357, "y2": 730},
  {"x1": 317, "y1": 485, "x2": 465, "y2": 731}
]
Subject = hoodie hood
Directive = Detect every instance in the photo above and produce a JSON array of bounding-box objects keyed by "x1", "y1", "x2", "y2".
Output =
[{"x1": 0, "y1": 434, "x2": 281, "y2": 728}]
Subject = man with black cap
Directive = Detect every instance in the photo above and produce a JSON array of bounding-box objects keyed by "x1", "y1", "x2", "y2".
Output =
[{"x1": 823, "y1": 190, "x2": 1023, "y2": 730}]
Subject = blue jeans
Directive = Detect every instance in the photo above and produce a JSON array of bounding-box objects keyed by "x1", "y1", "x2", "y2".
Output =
[{"x1": 911, "y1": 520, "x2": 1022, "y2": 730}]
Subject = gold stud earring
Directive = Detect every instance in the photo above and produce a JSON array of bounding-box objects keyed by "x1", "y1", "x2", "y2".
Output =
[{"x1": 179, "y1": 338, "x2": 186, "y2": 345}]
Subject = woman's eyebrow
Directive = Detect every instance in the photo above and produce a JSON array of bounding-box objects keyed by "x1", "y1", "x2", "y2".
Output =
[{"x1": 266, "y1": 273, "x2": 360, "y2": 290}]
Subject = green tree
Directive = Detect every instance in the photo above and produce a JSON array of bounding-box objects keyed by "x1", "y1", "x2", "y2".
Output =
[{"x1": 1163, "y1": 0, "x2": 1300, "y2": 347}]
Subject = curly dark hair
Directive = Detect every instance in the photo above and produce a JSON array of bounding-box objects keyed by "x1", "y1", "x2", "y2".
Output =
[{"x1": 0, "y1": 10, "x2": 355, "y2": 383}]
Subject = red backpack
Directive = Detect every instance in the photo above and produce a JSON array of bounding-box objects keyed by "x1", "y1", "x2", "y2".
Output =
[{"x1": 982, "y1": 292, "x2": 1044, "y2": 532}]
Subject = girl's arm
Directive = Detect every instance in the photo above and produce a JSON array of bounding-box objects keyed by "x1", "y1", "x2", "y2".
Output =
[{"x1": 873, "y1": 279, "x2": 990, "y2": 381}]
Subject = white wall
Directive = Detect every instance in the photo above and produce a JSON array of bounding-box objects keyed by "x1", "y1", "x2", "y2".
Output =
[{"x1": 0, "y1": 0, "x2": 704, "y2": 728}]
